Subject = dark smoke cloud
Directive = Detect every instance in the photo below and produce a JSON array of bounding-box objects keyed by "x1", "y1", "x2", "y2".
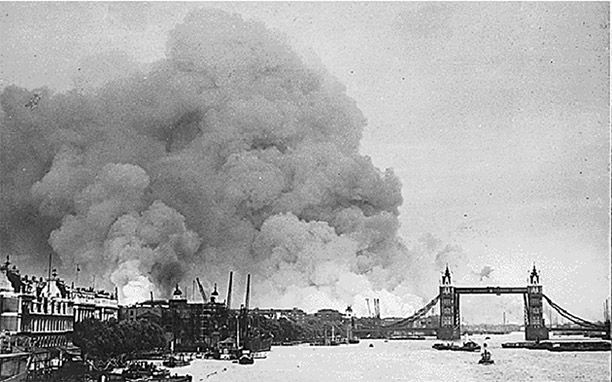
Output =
[{"x1": 0, "y1": 8, "x2": 439, "y2": 313}]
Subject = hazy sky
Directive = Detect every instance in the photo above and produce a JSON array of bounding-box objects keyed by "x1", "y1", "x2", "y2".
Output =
[{"x1": 1, "y1": 2, "x2": 609, "y2": 321}]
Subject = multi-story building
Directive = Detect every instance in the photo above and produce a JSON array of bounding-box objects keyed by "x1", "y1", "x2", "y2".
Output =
[
  {"x1": 119, "y1": 300, "x2": 166, "y2": 325},
  {"x1": 0, "y1": 257, "x2": 118, "y2": 351},
  {"x1": 314, "y1": 309, "x2": 344, "y2": 322},
  {"x1": 72, "y1": 286, "x2": 118, "y2": 323},
  {"x1": 1, "y1": 262, "x2": 73, "y2": 349},
  {"x1": 119, "y1": 284, "x2": 231, "y2": 352}
]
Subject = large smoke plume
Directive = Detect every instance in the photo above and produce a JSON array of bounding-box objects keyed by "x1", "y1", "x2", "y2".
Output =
[{"x1": 1, "y1": 8, "x2": 456, "y2": 314}]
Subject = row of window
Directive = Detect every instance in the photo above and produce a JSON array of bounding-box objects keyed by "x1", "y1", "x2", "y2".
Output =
[
  {"x1": 29, "y1": 300, "x2": 71, "y2": 315},
  {"x1": 27, "y1": 317, "x2": 73, "y2": 333}
]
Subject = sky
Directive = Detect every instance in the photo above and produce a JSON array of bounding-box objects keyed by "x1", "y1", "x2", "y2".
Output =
[{"x1": 0, "y1": 2, "x2": 609, "y2": 322}]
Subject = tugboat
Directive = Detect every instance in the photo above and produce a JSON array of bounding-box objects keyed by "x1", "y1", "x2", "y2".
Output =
[
  {"x1": 478, "y1": 343, "x2": 494, "y2": 365},
  {"x1": 452, "y1": 340, "x2": 481, "y2": 352},
  {"x1": 238, "y1": 350, "x2": 255, "y2": 365},
  {"x1": 433, "y1": 340, "x2": 481, "y2": 352}
]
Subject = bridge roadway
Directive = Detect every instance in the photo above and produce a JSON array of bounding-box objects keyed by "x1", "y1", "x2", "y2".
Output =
[{"x1": 454, "y1": 286, "x2": 527, "y2": 295}]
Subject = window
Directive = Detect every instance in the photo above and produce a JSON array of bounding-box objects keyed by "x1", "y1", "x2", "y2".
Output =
[
  {"x1": 0, "y1": 316, "x2": 18, "y2": 331},
  {"x1": 1, "y1": 297, "x2": 19, "y2": 313}
]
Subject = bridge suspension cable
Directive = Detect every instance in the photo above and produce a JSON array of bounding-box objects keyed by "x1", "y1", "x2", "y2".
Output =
[
  {"x1": 542, "y1": 294, "x2": 606, "y2": 329},
  {"x1": 383, "y1": 294, "x2": 440, "y2": 328}
]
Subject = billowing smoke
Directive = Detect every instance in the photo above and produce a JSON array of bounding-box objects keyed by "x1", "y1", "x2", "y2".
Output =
[{"x1": 0, "y1": 8, "x2": 444, "y2": 315}]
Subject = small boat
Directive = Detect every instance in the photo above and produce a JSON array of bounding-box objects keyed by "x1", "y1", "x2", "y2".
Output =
[
  {"x1": 162, "y1": 354, "x2": 191, "y2": 368},
  {"x1": 434, "y1": 341, "x2": 481, "y2": 352},
  {"x1": 238, "y1": 350, "x2": 254, "y2": 365},
  {"x1": 105, "y1": 362, "x2": 193, "y2": 382},
  {"x1": 478, "y1": 350, "x2": 494, "y2": 365},
  {"x1": 450, "y1": 340, "x2": 481, "y2": 352},
  {"x1": 478, "y1": 357, "x2": 495, "y2": 365},
  {"x1": 432, "y1": 343, "x2": 459, "y2": 350}
]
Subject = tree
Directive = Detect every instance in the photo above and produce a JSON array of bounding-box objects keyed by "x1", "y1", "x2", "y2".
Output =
[{"x1": 72, "y1": 318, "x2": 166, "y2": 360}]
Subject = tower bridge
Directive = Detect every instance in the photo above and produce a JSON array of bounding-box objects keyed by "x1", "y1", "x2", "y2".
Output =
[
  {"x1": 436, "y1": 265, "x2": 548, "y2": 340},
  {"x1": 358, "y1": 265, "x2": 610, "y2": 341}
]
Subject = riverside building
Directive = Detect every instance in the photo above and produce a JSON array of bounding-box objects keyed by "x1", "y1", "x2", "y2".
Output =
[
  {"x1": 0, "y1": 257, "x2": 118, "y2": 351},
  {"x1": 119, "y1": 284, "x2": 231, "y2": 352}
]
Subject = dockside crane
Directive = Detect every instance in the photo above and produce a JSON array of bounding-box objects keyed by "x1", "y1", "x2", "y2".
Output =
[
  {"x1": 240, "y1": 274, "x2": 252, "y2": 348},
  {"x1": 244, "y1": 274, "x2": 251, "y2": 310},
  {"x1": 226, "y1": 271, "x2": 233, "y2": 309},
  {"x1": 196, "y1": 277, "x2": 207, "y2": 302}
]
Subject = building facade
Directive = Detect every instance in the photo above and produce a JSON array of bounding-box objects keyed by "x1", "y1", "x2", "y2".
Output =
[
  {"x1": 0, "y1": 258, "x2": 118, "y2": 351},
  {"x1": 119, "y1": 285, "x2": 231, "y2": 352},
  {"x1": 72, "y1": 287, "x2": 118, "y2": 323},
  {"x1": 314, "y1": 309, "x2": 344, "y2": 322}
]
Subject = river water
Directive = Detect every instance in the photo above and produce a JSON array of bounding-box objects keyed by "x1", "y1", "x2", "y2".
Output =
[{"x1": 167, "y1": 333, "x2": 611, "y2": 382}]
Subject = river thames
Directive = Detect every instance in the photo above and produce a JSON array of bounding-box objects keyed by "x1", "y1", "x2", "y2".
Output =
[{"x1": 165, "y1": 333, "x2": 611, "y2": 382}]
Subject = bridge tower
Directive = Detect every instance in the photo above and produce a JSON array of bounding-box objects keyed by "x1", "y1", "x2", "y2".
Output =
[
  {"x1": 438, "y1": 265, "x2": 460, "y2": 340},
  {"x1": 525, "y1": 264, "x2": 549, "y2": 340}
]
